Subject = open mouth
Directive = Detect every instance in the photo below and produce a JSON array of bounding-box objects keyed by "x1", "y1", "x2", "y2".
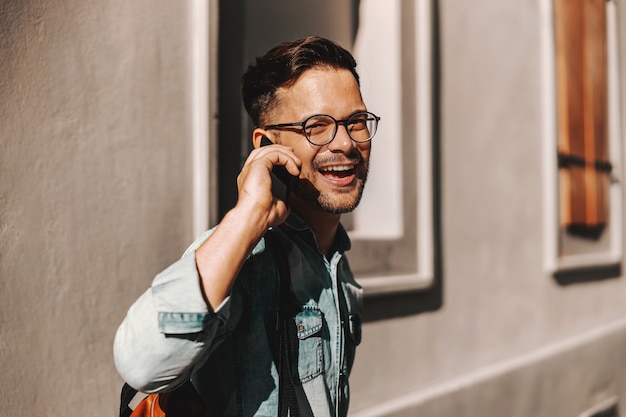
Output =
[{"x1": 318, "y1": 164, "x2": 357, "y2": 184}]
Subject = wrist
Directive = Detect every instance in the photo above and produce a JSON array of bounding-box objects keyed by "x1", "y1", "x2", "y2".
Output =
[{"x1": 223, "y1": 202, "x2": 270, "y2": 243}]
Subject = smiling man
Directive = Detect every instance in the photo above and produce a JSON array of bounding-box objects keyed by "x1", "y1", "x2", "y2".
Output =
[{"x1": 114, "y1": 36, "x2": 380, "y2": 417}]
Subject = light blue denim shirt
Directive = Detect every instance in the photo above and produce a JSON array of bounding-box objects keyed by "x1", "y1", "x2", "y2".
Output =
[{"x1": 114, "y1": 214, "x2": 363, "y2": 417}]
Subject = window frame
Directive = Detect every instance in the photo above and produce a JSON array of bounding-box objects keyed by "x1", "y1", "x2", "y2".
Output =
[
  {"x1": 542, "y1": 0, "x2": 623, "y2": 274},
  {"x1": 191, "y1": 0, "x2": 219, "y2": 238},
  {"x1": 348, "y1": 0, "x2": 437, "y2": 296}
]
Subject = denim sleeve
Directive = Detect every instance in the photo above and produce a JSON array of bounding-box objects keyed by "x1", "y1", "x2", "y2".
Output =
[
  {"x1": 114, "y1": 229, "x2": 267, "y2": 393},
  {"x1": 114, "y1": 229, "x2": 231, "y2": 393},
  {"x1": 151, "y1": 251, "x2": 231, "y2": 333}
]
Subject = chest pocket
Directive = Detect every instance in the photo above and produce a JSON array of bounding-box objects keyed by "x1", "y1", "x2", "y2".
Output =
[{"x1": 293, "y1": 306, "x2": 323, "y2": 383}]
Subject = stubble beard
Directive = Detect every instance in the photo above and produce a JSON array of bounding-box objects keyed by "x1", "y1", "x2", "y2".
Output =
[{"x1": 292, "y1": 151, "x2": 369, "y2": 215}]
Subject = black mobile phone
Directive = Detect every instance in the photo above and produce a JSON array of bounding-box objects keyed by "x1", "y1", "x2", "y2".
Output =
[{"x1": 260, "y1": 136, "x2": 294, "y2": 205}]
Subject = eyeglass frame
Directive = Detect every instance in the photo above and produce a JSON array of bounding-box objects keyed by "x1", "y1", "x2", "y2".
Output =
[{"x1": 264, "y1": 111, "x2": 381, "y2": 146}]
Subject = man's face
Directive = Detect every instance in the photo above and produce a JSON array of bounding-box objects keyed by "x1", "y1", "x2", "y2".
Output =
[{"x1": 269, "y1": 68, "x2": 371, "y2": 214}]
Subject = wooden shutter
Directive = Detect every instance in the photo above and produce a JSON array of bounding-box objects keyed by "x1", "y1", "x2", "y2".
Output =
[{"x1": 554, "y1": 0, "x2": 611, "y2": 239}]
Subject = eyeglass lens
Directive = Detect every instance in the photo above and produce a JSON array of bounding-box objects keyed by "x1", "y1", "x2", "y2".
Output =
[{"x1": 303, "y1": 112, "x2": 378, "y2": 145}]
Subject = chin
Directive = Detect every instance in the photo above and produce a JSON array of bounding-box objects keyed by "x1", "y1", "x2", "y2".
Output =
[
  {"x1": 319, "y1": 205, "x2": 358, "y2": 215},
  {"x1": 317, "y1": 187, "x2": 365, "y2": 215},
  {"x1": 293, "y1": 176, "x2": 367, "y2": 214}
]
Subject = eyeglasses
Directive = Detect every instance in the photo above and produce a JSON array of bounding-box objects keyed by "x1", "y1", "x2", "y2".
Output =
[{"x1": 265, "y1": 111, "x2": 381, "y2": 146}]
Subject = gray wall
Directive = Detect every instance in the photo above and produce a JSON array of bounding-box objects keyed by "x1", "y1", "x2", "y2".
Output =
[
  {"x1": 0, "y1": 1, "x2": 194, "y2": 415},
  {"x1": 349, "y1": 0, "x2": 626, "y2": 416}
]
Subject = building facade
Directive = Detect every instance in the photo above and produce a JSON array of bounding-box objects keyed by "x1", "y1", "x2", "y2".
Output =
[{"x1": 2, "y1": 1, "x2": 626, "y2": 416}]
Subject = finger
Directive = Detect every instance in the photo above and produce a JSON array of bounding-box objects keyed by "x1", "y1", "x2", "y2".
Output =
[{"x1": 246, "y1": 145, "x2": 302, "y2": 176}]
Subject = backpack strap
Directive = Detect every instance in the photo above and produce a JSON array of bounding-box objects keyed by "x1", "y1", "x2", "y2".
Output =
[
  {"x1": 119, "y1": 383, "x2": 139, "y2": 417},
  {"x1": 265, "y1": 230, "x2": 301, "y2": 417},
  {"x1": 119, "y1": 381, "x2": 208, "y2": 417}
]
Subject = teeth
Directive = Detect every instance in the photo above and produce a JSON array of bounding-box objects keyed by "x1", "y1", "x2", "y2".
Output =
[{"x1": 321, "y1": 165, "x2": 352, "y2": 172}]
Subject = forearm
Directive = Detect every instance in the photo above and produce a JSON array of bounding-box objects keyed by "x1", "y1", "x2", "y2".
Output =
[
  {"x1": 195, "y1": 140, "x2": 299, "y2": 308},
  {"x1": 195, "y1": 203, "x2": 270, "y2": 310}
]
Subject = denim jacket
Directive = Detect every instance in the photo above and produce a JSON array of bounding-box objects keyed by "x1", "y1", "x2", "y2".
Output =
[{"x1": 114, "y1": 214, "x2": 363, "y2": 417}]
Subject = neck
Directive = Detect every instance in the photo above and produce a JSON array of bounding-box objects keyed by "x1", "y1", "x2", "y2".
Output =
[{"x1": 290, "y1": 196, "x2": 341, "y2": 258}]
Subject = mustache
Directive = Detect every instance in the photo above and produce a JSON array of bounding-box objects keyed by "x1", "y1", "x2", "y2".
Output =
[{"x1": 312, "y1": 148, "x2": 364, "y2": 169}]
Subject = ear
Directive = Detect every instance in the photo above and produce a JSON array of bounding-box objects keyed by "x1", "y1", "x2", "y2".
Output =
[{"x1": 252, "y1": 128, "x2": 273, "y2": 149}]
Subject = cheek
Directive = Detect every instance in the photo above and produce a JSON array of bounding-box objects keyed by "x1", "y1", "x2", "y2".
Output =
[
  {"x1": 356, "y1": 144, "x2": 372, "y2": 168},
  {"x1": 301, "y1": 157, "x2": 320, "y2": 177},
  {"x1": 358, "y1": 142, "x2": 371, "y2": 156},
  {"x1": 296, "y1": 149, "x2": 322, "y2": 172},
  {"x1": 278, "y1": 137, "x2": 319, "y2": 173}
]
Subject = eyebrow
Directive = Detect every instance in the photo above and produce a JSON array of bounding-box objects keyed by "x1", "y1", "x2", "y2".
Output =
[{"x1": 296, "y1": 109, "x2": 370, "y2": 122}]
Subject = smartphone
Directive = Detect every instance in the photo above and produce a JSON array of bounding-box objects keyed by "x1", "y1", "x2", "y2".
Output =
[{"x1": 260, "y1": 136, "x2": 295, "y2": 205}]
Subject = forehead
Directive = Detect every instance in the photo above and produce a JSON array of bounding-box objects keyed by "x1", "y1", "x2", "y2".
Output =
[{"x1": 271, "y1": 68, "x2": 364, "y2": 122}]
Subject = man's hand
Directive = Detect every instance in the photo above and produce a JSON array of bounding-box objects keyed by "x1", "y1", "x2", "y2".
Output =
[{"x1": 236, "y1": 143, "x2": 301, "y2": 228}]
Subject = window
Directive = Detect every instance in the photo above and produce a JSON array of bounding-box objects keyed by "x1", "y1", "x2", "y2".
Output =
[
  {"x1": 543, "y1": 0, "x2": 622, "y2": 273},
  {"x1": 345, "y1": 0, "x2": 437, "y2": 296}
]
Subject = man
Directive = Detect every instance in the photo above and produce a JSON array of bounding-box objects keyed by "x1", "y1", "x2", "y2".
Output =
[{"x1": 114, "y1": 36, "x2": 380, "y2": 417}]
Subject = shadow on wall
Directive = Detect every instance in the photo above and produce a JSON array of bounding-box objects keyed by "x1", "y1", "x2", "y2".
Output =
[{"x1": 554, "y1": 264, "x2": 622, "y2": 286}]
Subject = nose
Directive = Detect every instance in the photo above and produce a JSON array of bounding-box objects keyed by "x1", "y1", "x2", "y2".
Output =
[{"x1": 327, "y1": 122, "x2": 355, "y2": 152}]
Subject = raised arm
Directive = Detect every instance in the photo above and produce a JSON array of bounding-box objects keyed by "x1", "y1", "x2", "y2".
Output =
[
  {"x1": 113, "y1": 141, "x2": 300, "y2": 392},
  {"x1": 196, "y1": 141, "x2": 300, "y2": 309}
]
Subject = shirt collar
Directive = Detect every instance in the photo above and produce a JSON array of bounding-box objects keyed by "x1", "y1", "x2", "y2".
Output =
[{"x1": 280, "y1": 212, "x2": 352, "y2": 254}]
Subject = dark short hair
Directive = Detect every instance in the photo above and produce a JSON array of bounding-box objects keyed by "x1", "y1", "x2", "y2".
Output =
[{"x1": 241, "y1": 36, "x2": 360, "y2": 127}]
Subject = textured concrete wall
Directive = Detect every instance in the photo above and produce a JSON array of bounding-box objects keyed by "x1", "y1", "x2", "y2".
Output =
[
  {"x1": 358, "y1": 322, "x2": 626, "y2": 417},
  {"x1": 349, "y1": 0, "x2": 626, "y2": 415},
  {"x1": 0, "y1": 1, "x2": 194, "y2": 415}
]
